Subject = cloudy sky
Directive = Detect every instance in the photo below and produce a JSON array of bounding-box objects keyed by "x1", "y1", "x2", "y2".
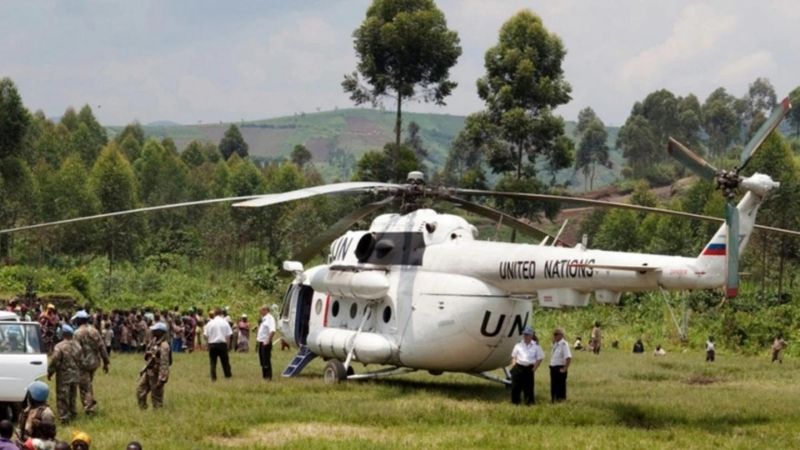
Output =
[{"x1": 1, "y1": 0, "x2": 797, "y2": 126}]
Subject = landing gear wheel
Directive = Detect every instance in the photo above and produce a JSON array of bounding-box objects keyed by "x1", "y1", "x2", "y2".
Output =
[
  {"x1": 347, "y1": 365, "x2": 355, "y2": 376},
  {"x1": 323, "y1": 360, "x2": 347, "y2": 384}
]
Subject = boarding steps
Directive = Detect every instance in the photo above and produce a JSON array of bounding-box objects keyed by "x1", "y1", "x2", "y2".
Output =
[{"x1": 282, "y1": 345, "x2": 317, "y2": 377}]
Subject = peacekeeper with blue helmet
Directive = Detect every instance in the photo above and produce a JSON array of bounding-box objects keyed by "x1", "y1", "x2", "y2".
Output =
[
  {"x1": 509, "y1": 326, "x2": 545, "y2": 405},
  {"x1": 48, "y1": 324, "x2": 82, "y2": 423},
  {"x1": 72, "y1": 309, "x2": 110, "y2": 416},
  {"x1": 16, "y1": 381, "x2": 57, "y2": 443},
  {"x1": 137, "y1": 321, "x2": 172, "y2": 410}
]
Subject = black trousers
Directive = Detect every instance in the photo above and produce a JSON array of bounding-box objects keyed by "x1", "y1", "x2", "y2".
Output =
[
  {"x1": 706, "y1": 350, "x2": 715, "y2": 362},
  {"x1": 550, "y1": 365, "x2": 567, "y2": 402},
  {"x1": 208, "y1": 342, "x2": 232, "y2": 380},
  {"x1": 511, "y1": 364, "x2": 534, "y2": 405},
  {"x1": 259, "y1": 342, "x2": 273, "y2": 379}
]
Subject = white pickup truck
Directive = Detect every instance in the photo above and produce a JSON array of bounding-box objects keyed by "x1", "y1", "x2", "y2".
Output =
[{"x1": 0, "y1": 310, "x2": 47, "y2": 420}]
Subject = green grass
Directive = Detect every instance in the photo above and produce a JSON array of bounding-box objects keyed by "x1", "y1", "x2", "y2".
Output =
[{"x1": 48, "y1": 344, "x2": 800, "y2": 449}]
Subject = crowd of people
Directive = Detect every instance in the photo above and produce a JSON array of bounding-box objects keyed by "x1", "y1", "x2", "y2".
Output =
[{"x1": 3, "y1": 298, "x2": 281, "y2": 449}]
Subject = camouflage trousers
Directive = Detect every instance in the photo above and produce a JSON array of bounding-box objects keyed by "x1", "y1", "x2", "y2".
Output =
[
  {"x1": 136, "y1": 373, "x2": 165, "y2": 409},
  {"x1": 56, "y1": 379, "x2": 78, "y2": 422},
  {"x1": 78, "y1": 369, "x2": 98, "y2": 413}
]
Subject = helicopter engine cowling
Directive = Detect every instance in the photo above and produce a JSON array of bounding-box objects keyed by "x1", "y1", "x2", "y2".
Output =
[
  {"x1": 307, "y1": 328, "x2": 395, "y2": 364},
  {"x1": 309, "y1": 267, "x2": 390, "y2": 301}
]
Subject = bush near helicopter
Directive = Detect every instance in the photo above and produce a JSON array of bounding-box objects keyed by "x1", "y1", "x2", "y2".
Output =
[{"x1": 4, "y1": 98, "x2": 798, "y2": 385}]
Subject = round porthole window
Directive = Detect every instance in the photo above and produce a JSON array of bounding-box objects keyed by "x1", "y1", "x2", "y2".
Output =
[
  {"x1": 315, "y1": 299, "x2": 322, "y2": 315},
  {"x1": 349, "y1": 303, "x2": 358, "y2": 319},
  {"x1": 383, "y1": 306, "x2": 392, "y2": 323},
  {"x1": 332, "y1": 300, "x2": 340, "y2": 317}
]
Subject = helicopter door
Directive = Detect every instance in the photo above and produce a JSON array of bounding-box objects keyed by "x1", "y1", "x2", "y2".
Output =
[{"x1": 293, "y1": 285, "x2": 314, "y2": 346}]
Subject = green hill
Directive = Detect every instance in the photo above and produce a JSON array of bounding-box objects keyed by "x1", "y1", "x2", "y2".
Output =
[{"x1": 112, "y1": 108, "x2": 623, "y2": 189}]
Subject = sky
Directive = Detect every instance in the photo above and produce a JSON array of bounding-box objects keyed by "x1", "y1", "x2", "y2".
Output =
[{"x1": 1, "y1": 0, "x2": 798, "y2": 126}]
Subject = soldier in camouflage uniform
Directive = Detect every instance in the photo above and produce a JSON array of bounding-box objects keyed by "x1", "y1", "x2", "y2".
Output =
[
  {"x1": 47, "y1": 324, "x2": 81, "y2": 423},
  {"x1": 136, "y1": 322, "x2": 171, "y2": 409},
  {"x1": 72, "y1": 311, "x2": 110, "y2": 415}
]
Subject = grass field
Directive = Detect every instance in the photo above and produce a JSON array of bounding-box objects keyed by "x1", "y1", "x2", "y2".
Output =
[{"x1": 46, "y1": 342, "x2": 800, "y2": 449}]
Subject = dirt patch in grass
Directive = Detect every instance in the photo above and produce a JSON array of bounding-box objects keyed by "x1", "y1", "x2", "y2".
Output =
[
  {"x1": 686, "y1": 374, "x2": 723, "y2": 385},
  {"x1": 208, "y1": 422, "x2": 384, "y2": 448}
]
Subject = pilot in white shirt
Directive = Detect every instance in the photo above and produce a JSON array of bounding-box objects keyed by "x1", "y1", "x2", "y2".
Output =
[
  {"x1": 509, "y1": 326, "x2": 544, "y2": 405},
  {"x1": 549, "y1": 327, "x2": 572, "y2": 402}
]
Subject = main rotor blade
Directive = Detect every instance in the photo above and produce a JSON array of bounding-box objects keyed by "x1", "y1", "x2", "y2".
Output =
[
  {"x1": 0, "y1": 195, "x2": 265, "y2": 235},
  {"x1": 738, "y1": 97, "x2": 791, "y2": 172},
  {"x1": 451, "y1": 188, "x2": 800, "y2": 238},
  {"x1": 667, "y1": 137, "x2": 718, "y2": 181},
  {"x1": 443, "y1": 195, "x2": 568, "y2": 245},
  {"x1": 233, "y1": 182, "x2": 399, "y2": 208},
  {"x1": 726, "y1": 202, "x2": 739, "y2": 298},
  {"x1": 293, "y1": 197, "x2": 395, "y2": 264}
]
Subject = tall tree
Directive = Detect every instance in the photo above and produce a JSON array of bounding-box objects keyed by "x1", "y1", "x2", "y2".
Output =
[
  {"x1": 702, "y1": 87, "x2": 740, "y2": 155},
  {"x1": 576, "y1": 107, "x2": 598, "y2": 136},
  {"x1": 219, "y1": 124, "x2": 248, "y2": 160},
  {"x1": 290, "y1": 144, "x2": 312, "y2": 168},
  {"x1": 343, "y1": 0, "x2": 462, "y2": 146},
  {"x1": 404, "y1": 121, "x2": 428, "y2": 161},
  {"x1": 574, "y1": 118, "x2": 610, "y2": 191},
  {"x1": 0, "y1": 77, "x2": 30, "y2": 159},
  {"x1": 475, "y1": 10, "x2": 572, "y2": 180},
  {"x1": 90, "y1": 143, "x2": 141, "y2": 262}
]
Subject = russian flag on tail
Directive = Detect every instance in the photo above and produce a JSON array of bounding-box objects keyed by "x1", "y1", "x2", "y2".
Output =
[{"x1": 702, "y1": 243, "x2": 726, "y2": 256}]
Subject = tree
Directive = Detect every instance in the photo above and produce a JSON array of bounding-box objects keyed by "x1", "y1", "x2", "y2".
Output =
[
  {"x1": 475, "y1": 10, "x2": 572, "y2": 180},
  {"x1": 741, "y1": 77, "x2": 777, "y2": 135},
  {"x1": 343, "y1": 0, "x2": 461, "y2": 146},
  {"x1": 89, "y1": 143, "x2": 141, "y2": 262},
  {"x1": 404, "y1": 121, "x2": 428, "y2": 161},
  {"x1": 290, "y1": 144, "x2": 312, "y2": 168},
  {"x1": 0, "y1": 77, "x2": 30, "y2": 159},
  {"x1": 219, "y1": 124, "x2": 248, "y2": 160},
  {"x1": 576, "y1": 107, "x2": 598, "y2": 136},
  {"x1": 180, "y1": 140, "x2": 207, "y2": 167},
  {"x1": 60, "y1": 107, "x2": 79, "y2": 132},
  {"x1": 115, "y1": 122, "x2": 145, "y2": 147},
  {"x1": 119, "y1": 134, "x2": 142, "y2": 162},
  {"x1": 352, "y1": 143, "x2": 421, "y2": 182},
  {"x1": 702, "y1": 87, "x2": 740, "y2": 155},
  {"x1": 574, "y1": 118, "x2": 610, "y2": 191}
]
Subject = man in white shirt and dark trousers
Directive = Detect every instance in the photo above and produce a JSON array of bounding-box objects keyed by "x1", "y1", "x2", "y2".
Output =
[
  {"x1": 509, "y1": 326, "x2": 544, "y2": 405},
  {"x1": 203, "y1": 308, "x2": 233, "y2": 381},
  {"x1": 549, "y1": 327, "x2": 572, "y2": 402},
  {"x1": 257, "y1": 305, "x2": 276, "y2": 380}
]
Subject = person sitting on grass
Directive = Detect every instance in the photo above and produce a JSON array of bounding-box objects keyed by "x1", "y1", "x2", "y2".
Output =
[
  {"x1": 573, "y1": 337, "x2": 584, "y2": 350},
  {"x1": 653, "y1": 345, "x2": 666, "y2": 356}
]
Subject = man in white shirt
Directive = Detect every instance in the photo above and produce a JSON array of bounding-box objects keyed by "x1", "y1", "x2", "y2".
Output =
[
  {"x1": 203, "y1": 309, "x2": 233, "y2": 381},
  {"x1": 509, "y1": 326, "x2": 544, "y2": 405},
  {"x1": 256, "y1": 305, "x2": 276, "y2": 380},
  {"x1": 549, "y1": 327, "x2": 572, "y2": 402}
]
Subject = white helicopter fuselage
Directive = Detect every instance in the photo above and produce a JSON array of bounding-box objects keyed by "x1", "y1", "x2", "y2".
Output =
[{"x1": 280, "y1": 183, "x2": 767, "y2": 375}]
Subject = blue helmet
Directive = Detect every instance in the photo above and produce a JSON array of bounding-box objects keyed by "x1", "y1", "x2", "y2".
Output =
[
  {"x1": 27, "y1": 381, "x2": 49, "y2": 402},
  {"x1": 522, "y1": 326, "x2": 534, "y2": 336},
  {"x1": 61, "y1": 324, "x2": 74, "y2": 335},
  {"x1": 150, "y1": 322, "x2": 168, "y2": 332}
]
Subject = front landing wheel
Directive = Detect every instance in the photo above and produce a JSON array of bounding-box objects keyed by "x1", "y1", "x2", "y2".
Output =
[{"x1": 323, "y1": 360, "x2": 347, "y2": 384}]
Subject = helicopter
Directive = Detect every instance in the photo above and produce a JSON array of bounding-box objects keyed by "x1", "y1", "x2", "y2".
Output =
[{"x1": 2, "y1": 98, "x2": 797, "y2": 385}]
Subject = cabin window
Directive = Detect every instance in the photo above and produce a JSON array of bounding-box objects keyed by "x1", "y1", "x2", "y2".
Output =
[
  {"x1": 331, "y1": 300, "x2": 340, "y2": 318},
  {"x1": 314, "y1": 298, "x2": 322, "y2": 315},
  {"x1": 349, "y1": 303, "x2": 358, "y2": 319},
  {"x1": 382, "y1": 306, "x2": 392, "y2": 323}
]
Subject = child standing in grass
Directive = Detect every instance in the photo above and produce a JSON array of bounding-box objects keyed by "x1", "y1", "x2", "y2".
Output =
[
  {"x1": 772, "y1": 335, "x2": 787, "y2": 363},
  {"x1": 706, "y1": 336, "x2": 715, "y2": 362}
]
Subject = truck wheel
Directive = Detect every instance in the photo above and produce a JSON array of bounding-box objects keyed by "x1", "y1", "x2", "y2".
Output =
[{"x1": 323, "y1": 360, "x2": 347, "y2": 384}]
